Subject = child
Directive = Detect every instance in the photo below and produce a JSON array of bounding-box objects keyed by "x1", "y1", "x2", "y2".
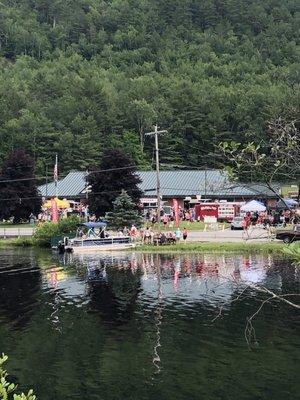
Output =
[{"x1": 175, "y1": 227, "x2": 181, "y2": 242}]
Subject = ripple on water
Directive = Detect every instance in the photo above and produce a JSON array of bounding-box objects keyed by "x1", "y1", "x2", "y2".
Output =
[{"x1": 0, "y1": 250, "x2": 299, "y2": 400}]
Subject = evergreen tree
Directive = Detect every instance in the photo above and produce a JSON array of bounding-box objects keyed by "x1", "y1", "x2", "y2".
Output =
[
  {"x1": 0, "y1": 0, "x2": 299, "y2": 175},
  {"x1": 0, "y1": 150, "x2": 42, "y2": 222},
  {"x1": 87, "y1": 149, "x2": 142, "y2": 217},
  {"x1": 106, "y1": 190, "x2": 142, "y2": 229}
]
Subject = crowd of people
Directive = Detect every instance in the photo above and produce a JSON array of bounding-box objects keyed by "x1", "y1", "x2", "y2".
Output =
[
  {"x1": 144, "y1": 208, "x2": 196, "y2": 225},
  {"x1": 242, "y1": 209, "x2": 300, "y2": 230},
  {"x1": 116, "y1": 224, "x2": 189, "y2": 245}
]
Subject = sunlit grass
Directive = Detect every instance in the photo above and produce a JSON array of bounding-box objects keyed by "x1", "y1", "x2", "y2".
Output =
[{"x1": 135, "y1": 242, "x2": 285, "y2": 253}]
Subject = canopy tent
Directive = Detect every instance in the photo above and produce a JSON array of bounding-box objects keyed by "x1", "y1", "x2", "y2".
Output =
[
  {"x1": 276, "y1": 198, "x2": 299, "y2": 209},
  {"x1": 43, "y1": 198, "x2": 70, "y2": 209},
  {"x1": 81, "y1": 222, "x2": 107, "y2": 229},
  {"x1": 241, "y1": 200, "x2": 266, "y2": 212}
]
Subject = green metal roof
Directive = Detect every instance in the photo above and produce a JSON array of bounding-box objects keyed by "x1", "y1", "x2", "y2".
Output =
[
  {"x1": 39, "y1": 171, "x2": 88, "y2": 198},
  {"x1": 38, "y1": 170, "x2": 279, "y2": 199},
  {"x1": 139, "y1": 170, "x2": 228, "y2": 197}
]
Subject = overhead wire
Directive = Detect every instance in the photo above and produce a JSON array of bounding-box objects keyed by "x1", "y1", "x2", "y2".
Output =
[{"x1": 0, "y1": 165, "x2": 137, "y2": 184}]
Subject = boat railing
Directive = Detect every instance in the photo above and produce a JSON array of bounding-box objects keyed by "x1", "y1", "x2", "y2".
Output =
[{"x1": 71, "y1": 236, "x2": 132, "y2": 247}]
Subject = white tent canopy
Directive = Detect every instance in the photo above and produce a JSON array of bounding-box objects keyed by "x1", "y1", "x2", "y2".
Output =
[{"x1": 241, "y1": 200, "x2": 266, "y2": 212}]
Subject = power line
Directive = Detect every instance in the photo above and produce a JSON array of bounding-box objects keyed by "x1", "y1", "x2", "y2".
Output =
[
  {"x1": 0, "y1": 165, "x2": 137, "y2": 185},
  {"x1": 88, "y1": 165, "x2": 136, "y2": 174},
  {"x1": 0, "y1": 188, "x2": 141, "y2": 203},
  {"x1": 0, "y1": 176, "x2": 43, "y2": 183}
]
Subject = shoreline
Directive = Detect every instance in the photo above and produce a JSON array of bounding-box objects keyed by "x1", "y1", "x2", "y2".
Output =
[
  {"x1": 0, "y1": 238, "x2": 286, "y2": 254},
  {"x1": 133, "y1": 242, "x2": 285, "y2": 254}
]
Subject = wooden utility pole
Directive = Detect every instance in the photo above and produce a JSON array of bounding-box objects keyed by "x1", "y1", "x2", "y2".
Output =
[{"x1": 145, "y1": 125, "x2": 167, "y2": 230}]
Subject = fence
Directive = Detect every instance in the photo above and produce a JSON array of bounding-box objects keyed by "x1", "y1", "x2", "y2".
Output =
[{"x1": 0, "y1": 228, "x2": 35, "y2": 238}]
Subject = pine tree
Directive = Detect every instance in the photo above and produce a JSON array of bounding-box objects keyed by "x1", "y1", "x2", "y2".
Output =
[
  {"x1": 0, "y1": 149, "x2": 42, "y2": 222},
  {"x1": 106, "y1": 190, "x2": 142, "y2": 229}
]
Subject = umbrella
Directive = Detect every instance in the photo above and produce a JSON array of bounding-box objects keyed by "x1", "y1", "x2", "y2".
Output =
[
  {"x1": 43, "y1": 198, "x2": 71, "y2": 209},
  {"x1": 82, "y1": 222, "x2": 107, "y2": 229},
  {"x1": 241, "y1": 200, "x2": 266, "y2": 212}
]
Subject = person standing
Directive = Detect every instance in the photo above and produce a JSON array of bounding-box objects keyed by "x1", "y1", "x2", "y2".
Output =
[
  {"x1": 163, "y1": 214, "x2": 169, "y2": 229},
  {"x1": 144, "y1": 227, "x2": 151, "y2": 244},
  {"x1": 175, "y1": 227, "x2": 181, "y2": 243},
  {"x1": 182, "y1": 227, "x2": 188, "y2": 244},
  {"x1": 130, "y1": 224, "x2": 137, "y2": 241}
]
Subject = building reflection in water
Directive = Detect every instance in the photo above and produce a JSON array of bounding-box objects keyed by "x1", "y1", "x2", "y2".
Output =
[
  {"x1": 52, "y1": 251, "x2": 279, "y2": 374},
  {"x1": 62, "y1": 252, "x2": 278, "y2": 311}
]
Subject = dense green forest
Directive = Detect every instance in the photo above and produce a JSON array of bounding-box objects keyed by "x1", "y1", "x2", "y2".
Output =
[{"x1": 0, "y1": 0, "x2": 299, "y2": 175}]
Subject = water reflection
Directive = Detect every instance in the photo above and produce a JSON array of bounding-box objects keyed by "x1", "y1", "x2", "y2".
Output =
[
  {"x1": 0, "y1": 250, "x2": 41, "y2": 329},
  {"x1": 0, "y1": 249, "x2": 299, "y2": 400},
  {"x1": 49, "y1": 251, "x2": 282, "y2": 311}
]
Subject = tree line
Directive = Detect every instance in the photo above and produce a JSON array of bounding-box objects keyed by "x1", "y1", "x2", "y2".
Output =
[{"x1": 0, "y1": 0, "x2": 299, "y2": 176}]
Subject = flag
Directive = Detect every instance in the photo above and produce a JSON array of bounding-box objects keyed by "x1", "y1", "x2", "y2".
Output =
[
  {"x1": 173, "y1": 198, "x2": 180, "y2": 226},
  {"x1": 54, "y1": 154, "x2": 58, "y2": 184},
  {"x1": 51, "y1": 198, "x2": 58, "y2": 223}
]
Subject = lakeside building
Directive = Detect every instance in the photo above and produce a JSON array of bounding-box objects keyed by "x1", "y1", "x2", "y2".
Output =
[{"x1": 38, "y1": 170, "x2": 280, "y2": 208}]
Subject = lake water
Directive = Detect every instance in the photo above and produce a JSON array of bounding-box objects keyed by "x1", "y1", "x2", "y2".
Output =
[{"x1": 0, "y1": 248, "x2": 299, "y2": 400}]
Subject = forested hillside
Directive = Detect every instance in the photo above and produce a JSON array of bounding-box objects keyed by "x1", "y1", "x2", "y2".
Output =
[{"x1": 0, "y1": 0, "x2": 299, "y2": 175}]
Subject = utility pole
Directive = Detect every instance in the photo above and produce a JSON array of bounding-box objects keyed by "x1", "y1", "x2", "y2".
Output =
[
  {"x1": 145, "y1": 125, "x2": 167, "y2": 230},
  {"x1": 204, "y1": 169, "x2": 207, "y2": 198},
  {"x1": 45, "y1": 163, "x2": 48, "y2": 198}
]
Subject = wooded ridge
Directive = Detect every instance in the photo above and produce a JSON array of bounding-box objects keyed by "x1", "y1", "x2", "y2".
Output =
[{"x1": 0, "y1": 0, "x2": 299, "y2": 175}]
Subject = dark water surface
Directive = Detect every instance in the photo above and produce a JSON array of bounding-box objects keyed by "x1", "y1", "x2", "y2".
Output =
[{"x1": 0, "y1": 248, "x2": 299, "y2": 400}]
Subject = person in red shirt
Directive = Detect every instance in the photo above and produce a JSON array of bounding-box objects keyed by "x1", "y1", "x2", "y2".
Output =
[
  {"x1": 243, "y1": 212, "x2": 251, "y2": 231},
  {"x1": 130, "y1": 224, "x2": 137, "y2": 240}
]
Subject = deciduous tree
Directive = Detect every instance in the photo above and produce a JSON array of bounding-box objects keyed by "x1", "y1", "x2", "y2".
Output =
[
  {"x1": 87, "y1": 149, "x2": 142, "y2": 217},
  {"x1": 0, "y1": 150, "x2": 41, "y2": 222}
]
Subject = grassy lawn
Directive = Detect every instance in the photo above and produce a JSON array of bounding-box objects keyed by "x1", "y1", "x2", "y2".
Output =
[
  {"x1": 0, "y1": 237, "x2": 34, "y2": 247},
  {"x1": 135, "y1": 241, "x2": 285, "y2": 253}
]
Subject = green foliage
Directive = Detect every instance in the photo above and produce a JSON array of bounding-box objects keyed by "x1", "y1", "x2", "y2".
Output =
[
  {"x1": 0, "y1": 354, "x2": 36, "y2": 400},
  {"x1": 282, "y1": 243, "x2": 300, "y2": 264},
  {"x1": 106, "y1": 190, "x2": 142, "y2": 229},
  {"x1": 33, "y1": 216, "x2": 82, "y2": 246},
  {"x1": 88, "y1": 149, "x2": 142, "y2": 217},
  {"x1": 0, "y1": 150, "x2": 41, "y2": 222},
  {"x1": 0, "y1": 1, "x2": 299, "y2": 172},
  {"x1": 220, "y1": 111, "x2": 300, "y2": 184}
]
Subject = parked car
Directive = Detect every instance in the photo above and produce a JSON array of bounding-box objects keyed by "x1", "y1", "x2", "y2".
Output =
[
  {"x1": 276, "y1": 224, "x2": 300, "y2": 243},
  {"x1": 230, "y1": 216, "x2": 244, "y2": 230}
]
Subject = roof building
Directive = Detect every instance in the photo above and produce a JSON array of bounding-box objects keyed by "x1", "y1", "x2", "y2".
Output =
[{"x1": 38, "y1": 170, "x2": 280, "y2": 206}]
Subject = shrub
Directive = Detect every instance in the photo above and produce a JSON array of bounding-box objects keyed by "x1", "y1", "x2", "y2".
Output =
[
  {"x1": 33, "y1": 216, "x2": 82, "y2": 247},
  {"x1": 282, "y1": 243, "x2": 300, "y2": 264},
  {"x1": 0, "y1": 353, "x2": 36, "y2": 400}
]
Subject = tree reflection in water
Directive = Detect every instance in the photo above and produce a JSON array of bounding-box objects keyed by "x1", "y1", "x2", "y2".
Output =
[
  {"x1": 0, "y1": 251, "x2": 41, "y2": 329},
  {"x1": 85, "y1": 258, "x2": 142, "y2": 324},
  {"x1": 0, "y1": 250, "x2": 299, "y2": 400}
]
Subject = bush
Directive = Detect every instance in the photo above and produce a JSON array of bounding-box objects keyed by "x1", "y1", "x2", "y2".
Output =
[
  {"x1": 282, "y1": 243, "x2": 300, "y2": 264},
  {"x1": 0, "y1": 353, "x2": 36, "y2": 400},
  {"x1": 33, "y1": 216, "x2": 82, "y2": 247}
]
